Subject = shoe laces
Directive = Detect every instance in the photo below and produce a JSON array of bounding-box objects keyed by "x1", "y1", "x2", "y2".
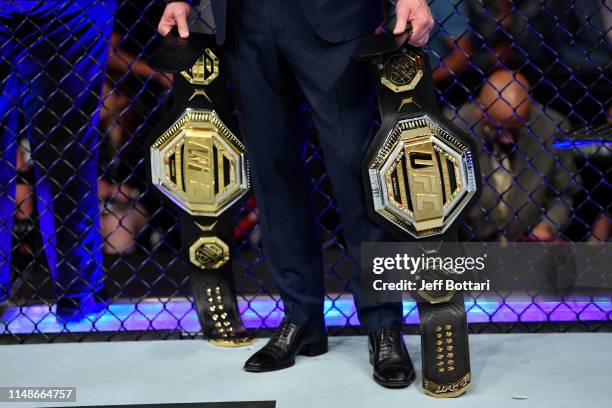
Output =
[
  {"x1": 378, "y1": 328, "x2": 403, "y2": 355},
  {"x1": 272, "y1": 318, "x2": 294, "y2": 340}
]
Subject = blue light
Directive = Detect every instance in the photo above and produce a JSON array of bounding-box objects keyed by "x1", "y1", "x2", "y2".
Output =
[{"x1": 2, "y1": 296, "x2": 610, "y2": 335}]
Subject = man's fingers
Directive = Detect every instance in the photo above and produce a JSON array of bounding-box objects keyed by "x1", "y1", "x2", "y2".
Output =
[
  {"x1": 157, "y1": 4, "x2": 191, "y2": 37},
  {"x1": 394, "y1": 0, "x2": 435, "y2": 46},
  {"x1": 394, "y1": 6, "x2": 409, "y2": 35},
  {"x1": 408, "y1": 34, "x2": 429, "y2": 47},
  {"x1": 409, "y1": 21, "x2": 423, "y2": 45},
  {"x1": 409, "y1": 22, "x2": 429, "y2": 47},
  {"x1": 176, "y1": 11, "x2": 190, "y2": 38},
  {"x1": 408, "y1": 12, "x2": 434, "y2": 46},
  {"x1": 158, "y1": 21, "x2": 172, "y2": 36}
]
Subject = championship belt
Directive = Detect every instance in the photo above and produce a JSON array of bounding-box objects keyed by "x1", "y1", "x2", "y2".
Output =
[
  {"x1": 145, "y1": 31, "x2": 253, "y2": 347},
  {"x1": 355, "y1": 31, "x2": 480, "y2": 397}
]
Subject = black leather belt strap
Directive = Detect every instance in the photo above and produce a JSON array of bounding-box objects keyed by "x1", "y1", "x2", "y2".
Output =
[{"x1": 414, "y1": 253, "x2": 471, "y2": 397}]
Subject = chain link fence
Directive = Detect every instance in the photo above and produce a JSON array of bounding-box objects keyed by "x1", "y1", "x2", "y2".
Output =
[{"x1": 0, "y1": 0, "x2": 610, "y2": 343}]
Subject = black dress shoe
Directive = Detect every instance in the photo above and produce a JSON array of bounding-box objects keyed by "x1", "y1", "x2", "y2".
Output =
[
  {"x1": 369, "y1": 328, "x2": 415, "y2": 388},
  {"x1": 244, "y1": 318, "x2": 328, "y2": 372}
]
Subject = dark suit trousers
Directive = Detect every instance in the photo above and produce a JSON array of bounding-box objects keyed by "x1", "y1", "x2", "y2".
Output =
[{"x1": 224, "y1": 0, "x2": 402, "y2": 332}]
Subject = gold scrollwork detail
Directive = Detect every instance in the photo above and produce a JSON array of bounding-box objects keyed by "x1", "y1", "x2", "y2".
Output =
[
  {"x1": 189, "y1": 236, "x2": 230, "y2": 270},
  {"x1": 380, "y1": 53, "x2": 423, "y2": 93}
]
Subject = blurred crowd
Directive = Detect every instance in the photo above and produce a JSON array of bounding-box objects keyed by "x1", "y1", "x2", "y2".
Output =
[{"x1": 0, "y1": 0, "x2": 609, "y2": 317}]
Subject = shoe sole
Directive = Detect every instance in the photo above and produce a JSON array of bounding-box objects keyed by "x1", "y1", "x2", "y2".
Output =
[{"x1": 244, "y1": 340, "x2": 328, "y2": 373}]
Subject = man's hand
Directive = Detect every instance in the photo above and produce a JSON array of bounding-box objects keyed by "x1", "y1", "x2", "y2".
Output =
[
  {"x1": 394, "y1": 0, "x2": 435, "y2": 47},
  {"x1": 158, "y1": 2, "x2": 191, "y2": 38}
]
